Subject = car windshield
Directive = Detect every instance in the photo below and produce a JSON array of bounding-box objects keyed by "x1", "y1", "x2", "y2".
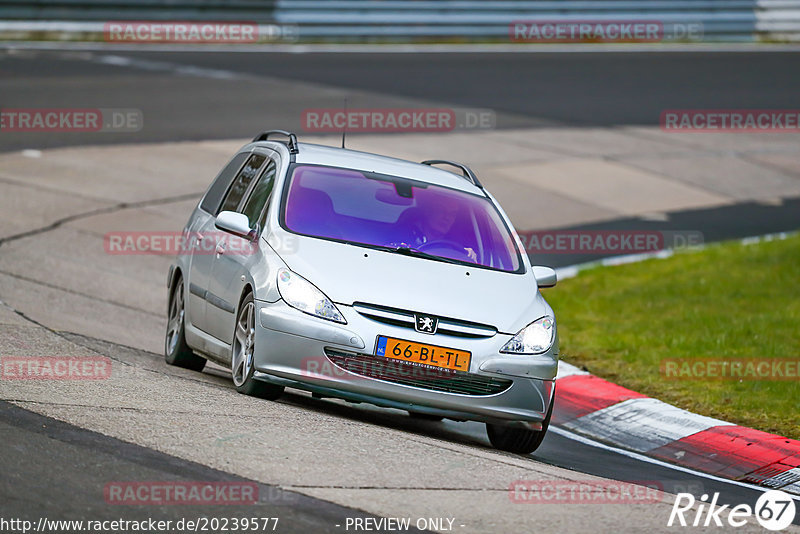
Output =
[{"x1": 281, "y1": 164, "x2": 523, "y2": 273}]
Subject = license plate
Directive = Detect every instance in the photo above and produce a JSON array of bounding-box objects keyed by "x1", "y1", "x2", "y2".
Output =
[{"x1": 375, "y1": 336, "x2": 471, "y2": 373}]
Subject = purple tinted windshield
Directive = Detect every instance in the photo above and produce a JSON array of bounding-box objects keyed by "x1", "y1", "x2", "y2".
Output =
[{"x1": 283, "y1": 165, "x2": 522, "y2": 272}]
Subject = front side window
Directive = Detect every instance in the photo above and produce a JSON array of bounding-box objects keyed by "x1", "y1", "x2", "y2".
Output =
[{"x1": 281, "y1": 164, "x2": 522, "y2": 273}]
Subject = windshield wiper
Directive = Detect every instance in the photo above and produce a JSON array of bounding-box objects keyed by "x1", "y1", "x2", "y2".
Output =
[{"x1": 372, "y1": 245, "x2": 461, "y2": 265}]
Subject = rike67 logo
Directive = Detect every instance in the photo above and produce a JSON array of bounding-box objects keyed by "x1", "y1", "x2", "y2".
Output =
[{"x1": 668, "y1": 490, "x2": 796, "y2": 531}]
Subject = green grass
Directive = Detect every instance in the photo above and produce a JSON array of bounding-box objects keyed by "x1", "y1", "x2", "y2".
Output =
[{"x1": 547, "y1": 233, "x2": 800, "y2": 440}]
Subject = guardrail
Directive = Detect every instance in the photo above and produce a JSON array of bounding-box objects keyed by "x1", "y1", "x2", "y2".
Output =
[
  {"x1": 0, "y1": 0, "x2": 798, "y2": 42},
  {"x1": 274, "y1": 0, "x2": 800, "y2": 42}
]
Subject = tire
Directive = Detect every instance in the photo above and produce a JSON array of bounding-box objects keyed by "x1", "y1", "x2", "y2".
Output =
[
  {"x1": 486, "y1": 387, "x2": 554, "y2": 454},
  {"x1": 231, "y1": 292, "x2": 284, "y2": 400},
  {"x1": 408, "y1": 412, "x2": 444, "y2": 422},
  {"x1": 165, "y1": 275, "x2": 206, "y2": 372}
]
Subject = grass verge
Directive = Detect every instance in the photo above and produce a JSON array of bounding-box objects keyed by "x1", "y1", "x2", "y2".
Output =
[{"x1": 547, "y1": 233, "x2": 800, "y2": 439}]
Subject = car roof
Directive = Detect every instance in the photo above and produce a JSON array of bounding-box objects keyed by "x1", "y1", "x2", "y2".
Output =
[{"x1": 258, "y1": 141, "x2": 485, "y2": 195}]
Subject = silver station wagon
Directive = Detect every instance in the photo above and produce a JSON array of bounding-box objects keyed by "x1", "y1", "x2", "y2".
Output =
[{"x1": 166, "y1": 130, "x2": 559, "y2": 453}]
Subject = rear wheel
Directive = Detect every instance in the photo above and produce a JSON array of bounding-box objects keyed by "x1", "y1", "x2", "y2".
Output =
[
  {"x1": 165, "y1": 276, "x2": 206, "y2": 372},
  {"x1": 232, "y1": 292, "x2": 284, "y2": 400},
  {"x1": 486, "y1": 388, "x2": 554, "y2": 454}
]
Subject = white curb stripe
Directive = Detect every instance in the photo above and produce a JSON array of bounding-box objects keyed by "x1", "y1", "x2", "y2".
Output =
[
  {"x1": 550, "y1": 426, "x2": 800, "y2": 501},
  {"x1": 761, "y1": 468, "x2": 800, "y2": 492},
  {"x1": 562, "y1": 397, "x2": 734, "y2": 453},
  {"x1": 782, "y1": 481, "x2": 800, "y2": 496},
  {"x1": 556, "y1": 360, "x2": 588, "y2": 379}
]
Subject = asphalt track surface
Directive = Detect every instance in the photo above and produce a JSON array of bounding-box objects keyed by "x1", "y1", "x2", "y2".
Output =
[
  {"x1": 2, "y1": 48, "x2": 800, "y2": 150},
  {"x1": 1, "y1": 46, "x2": 799, "y2": 531},
  {"x1": 1, "y1": 400, "x2": 396, "y2": 534},
  {"x1": 1, "y1": 331, "x2": 787, "y2": 529},
  {"x1": 2, "y1": 46, "x2": 798, "y2": 260}
]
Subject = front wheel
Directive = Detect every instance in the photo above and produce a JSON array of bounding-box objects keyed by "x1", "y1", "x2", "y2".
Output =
[
  {"x1": 486, "y1": 387, "x2": 554, "y2": 454},
  {"x1": 165, "y1": 276, "x2": 206, "y2": 372},
  {"x1": 231, "y1": 293, "x2": 284, "y2": 400}
]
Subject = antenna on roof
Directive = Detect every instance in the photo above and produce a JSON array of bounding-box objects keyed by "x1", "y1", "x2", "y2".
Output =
[{"x1": 341, "y1": 97, "x2": 348, "y2": 149}]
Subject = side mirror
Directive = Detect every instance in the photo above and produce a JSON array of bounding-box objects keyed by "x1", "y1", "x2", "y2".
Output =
[
  {"x1": 533, "y1": 266, "x2": 557, "y2": 288},
  {"x1": 215, "y1": 211, "x2": 254, "y2": 240}
]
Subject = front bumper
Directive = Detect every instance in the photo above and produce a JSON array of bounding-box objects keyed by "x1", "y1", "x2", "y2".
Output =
[{"x1": 252, "y1": 299, "x2": 557, "y2": 428}]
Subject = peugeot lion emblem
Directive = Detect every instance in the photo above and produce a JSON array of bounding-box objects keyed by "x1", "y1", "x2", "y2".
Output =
[{"x1": 414, "y1": 314, "x2": 438, "y2": 334}]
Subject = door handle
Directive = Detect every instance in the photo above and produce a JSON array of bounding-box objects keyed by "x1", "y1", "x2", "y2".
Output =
[{"x1": 215, "y1": 244, "x2": 225, "y2": 255}]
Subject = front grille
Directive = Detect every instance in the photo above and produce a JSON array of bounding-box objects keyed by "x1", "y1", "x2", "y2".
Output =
[
  {"x1": 352, "y1": 302, "x2": 496, "y2": 338},
  {"x1": 325, "y1": 349, "x2": 512, "y2": 396}
]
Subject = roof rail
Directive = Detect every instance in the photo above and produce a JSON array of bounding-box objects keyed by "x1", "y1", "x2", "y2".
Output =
[
  {"x1": 421, "y1": 160, "x2": 482, "y2": 188},
  {"x1": 253, "y1": 130, "x2": 299, "y2": 154}
]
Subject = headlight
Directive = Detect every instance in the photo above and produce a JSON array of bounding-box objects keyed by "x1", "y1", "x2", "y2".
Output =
[
  {"x1": 500, "y1": 316, "x2": 555, "y2": 354},
  {"x1": 277, "y1": 268, "x2": 346, "y2": 324}
]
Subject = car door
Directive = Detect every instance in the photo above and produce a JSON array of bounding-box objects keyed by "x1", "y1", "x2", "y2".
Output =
[
  {"x1": 194, "y1": 151, "x2": 267, "y2": 335},
  {"x1": 205, "y1": 151, "x2": 279, "y2": 344},
  {"x1": 186, "y1": 151, "x2": 250, "y2": 334}
]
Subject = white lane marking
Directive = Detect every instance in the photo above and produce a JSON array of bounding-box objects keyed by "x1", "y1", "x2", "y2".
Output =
[
  {"x1": 173, "y1": 64, "x2": 241, "y2": 80},
  {"x1": 549, "y1": 425, "x2": 800, "y2": 501},
  {"x1": 96, "y1": 54, "x2": 133, "y2": 66},
  {"x1": 556, "y1": 360, "x2": 588, "y2": 379},
  {"x1": 22, "y1": 149, "x2": 42, "y2": 158},
  {"x1": 563, "y1": 397, "x2": 733, "y2": 452},
  {"x1": 93, "y1": 54, "x2": 243, "y2": 80},
  {"x1": 601, "y1": 249, "x2": 674, "y2": 266},
  {"x1": 554, "y1": 231, "x2": 796, "y2": 281},
  {"x1": 553, "y1": 265, "x2": 579, "y2": 280},
  {"x1": 639, "y1": 211, "x2": 670, "y2": 222}
]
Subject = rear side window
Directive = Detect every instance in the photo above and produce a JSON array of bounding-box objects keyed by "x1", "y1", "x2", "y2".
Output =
[
  {"x1": 200, "y1": 152, "x2": 249, "y2": 215},
  {"x1": 219, "y1": 153, "x2": 266, "y2": 214},
  {"x1": 241, "y1": 158, "x2": 278, "y2": 228}
]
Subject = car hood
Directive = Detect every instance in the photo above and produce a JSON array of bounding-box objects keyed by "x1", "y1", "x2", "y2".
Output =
[{"x1": 276, "y1": 235, "x2": 550, "y2": 334}]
